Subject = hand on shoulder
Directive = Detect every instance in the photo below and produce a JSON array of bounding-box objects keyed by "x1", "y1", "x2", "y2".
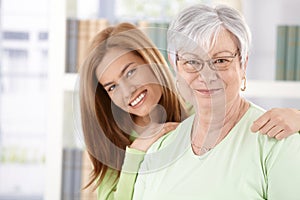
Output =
[
  {"x1": 251, "y1": 108, "x2": 300, "y2": 140},
  {"x1": 130, "y1": 122, "x2": 180, "y2": 152}
]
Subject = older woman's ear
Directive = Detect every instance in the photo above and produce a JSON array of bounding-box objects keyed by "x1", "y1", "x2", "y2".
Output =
[{"x1": 243, "y1": 55, "x2": 249, "y2": 71}]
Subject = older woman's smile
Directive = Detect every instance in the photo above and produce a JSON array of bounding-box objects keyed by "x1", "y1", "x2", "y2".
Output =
[{"x1": 195, "y1": 88, "x2": 223, "y2": 95}]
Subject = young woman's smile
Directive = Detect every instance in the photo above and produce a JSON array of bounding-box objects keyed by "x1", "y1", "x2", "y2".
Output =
[{"x1": 129, "y1": 89, "x2": 147, "y2": 107}]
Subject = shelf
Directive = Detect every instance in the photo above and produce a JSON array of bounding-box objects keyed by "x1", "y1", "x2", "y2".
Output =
[{"x1": 243, "y1": 80, "x2": 300, "y2": 98}]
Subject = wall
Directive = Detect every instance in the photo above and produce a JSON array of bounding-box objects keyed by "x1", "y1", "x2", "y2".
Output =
[{"x1": 243, "y1": 0, "x2": 300, "y2": 80}]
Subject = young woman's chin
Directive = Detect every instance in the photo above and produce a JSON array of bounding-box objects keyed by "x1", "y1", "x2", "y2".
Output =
[{"x1": 130, "y1": 106, "x2": 150, "y2": 118}]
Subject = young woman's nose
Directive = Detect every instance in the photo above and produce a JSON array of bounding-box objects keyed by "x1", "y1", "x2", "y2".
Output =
[{"x1": 120, "y1": 79, "x2": 137, "y2": 99}]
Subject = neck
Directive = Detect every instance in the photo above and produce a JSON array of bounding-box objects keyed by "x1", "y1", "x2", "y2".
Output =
[
  {"x1": 191, "y1": 97, "x2": 249, "y2": 155},
  {"x1": 133, "y1": 115, "x2": 151, "y2": 127},
  {"x1": 132, "y1": 105, "x2": 165, "y2": 134}
]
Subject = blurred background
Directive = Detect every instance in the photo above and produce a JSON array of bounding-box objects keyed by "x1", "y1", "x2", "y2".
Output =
[{"x1": 0, "y1": 0, "x2": 299, "y2": 199}]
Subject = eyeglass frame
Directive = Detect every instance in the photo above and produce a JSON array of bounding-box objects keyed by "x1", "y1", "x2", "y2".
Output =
[{"x1": 175, "y1": 49, "x2": 240, "y2": 73}]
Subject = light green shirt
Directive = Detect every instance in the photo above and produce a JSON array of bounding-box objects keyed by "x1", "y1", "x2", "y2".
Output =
[
  {"x1": 97, "y1": 147, "x2": 145, "y2": 200},
  {"x1": 133, "y1": 103, "x2": 300, "y2": 200}
]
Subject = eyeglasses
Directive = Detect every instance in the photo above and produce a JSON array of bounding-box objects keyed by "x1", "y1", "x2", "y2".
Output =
[{"x1": 176, "y1": 50, "x2": 239, "y2": 73}]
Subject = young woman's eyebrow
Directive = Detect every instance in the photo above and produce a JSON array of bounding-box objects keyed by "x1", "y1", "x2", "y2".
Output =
[
  {"x1": 102, "y1": 81, "x2": 113, "y2": 88},
  {"x1": 120, "y1": 62, "x2": 134, "y2": 76},
  {"x1": 102, "y1": 62, "x2": 135, "y2": 88}
]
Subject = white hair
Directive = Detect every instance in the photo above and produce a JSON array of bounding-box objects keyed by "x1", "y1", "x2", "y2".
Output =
[{"x1": 168, "y1": 4, "x2": 251, "y2": 67}]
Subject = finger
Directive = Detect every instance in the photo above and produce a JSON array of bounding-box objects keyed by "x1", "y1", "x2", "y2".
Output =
[
  {"x1": 163, "y1": 122, "x2": 180, "y2": 130},
  {"x1": 274, "y1": 130, "x2": 288, "y2": 140},
  {"x1": 144, "y1": 122, "x2": 180, "y2": 137},
  {"x1": 143, "y1": 122, "x2": 179, "y2": 138},
  {"x1": 251, "y1": 114, "x2": 271, "y2": 132},
  {"x1": 258, "y1": 120, "x2": 276, "y2": 135},
  {"x1": 164, "y1": 122, "x2": 180, "y2": 127},
  {"x1": 165, "y1": 122, "x2": 180, "y2": 129},
  {"x1": 138, "y1": 124, "x2": 164, "y2": 138},
  {"x1": 160, "y1": 123, "x2": 179, "y2": 135},
  {"x1": 266, "y1": 125, "x2": 284, "y2": 138},
  {"x1": 250, "y1": 123, "x2": 260, "y2": 133},
  {"x1": 275, "y1": 128, "x2": 297, "y2": 140}
]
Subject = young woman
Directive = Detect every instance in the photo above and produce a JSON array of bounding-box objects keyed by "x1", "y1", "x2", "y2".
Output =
[
  {"x1": 79, "y1": 22, "x2": 188, "y2": 199},
  {"x1": 78, "y1": 22, "x2": 300, "y2": 199}
]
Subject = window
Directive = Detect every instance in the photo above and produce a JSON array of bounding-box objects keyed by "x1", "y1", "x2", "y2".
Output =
[
  {"x1": 3, "y1": 31, "x2": 29, "y2": 40},
  {"x1": 3, "y1": 48, "x2": 28, "y2": 58},
  {"x1": 115, "y1": 0, "x2": 242, "y2": 21},
  {"x1": 0, "y1": 0, "x2": 49, "y2": 199},
  {"x1": 38, "y1": 32, "x2": 48, "y2": 40},
  {"x1": 115, "y1": 0, "x2": 205, "y2": 21}
]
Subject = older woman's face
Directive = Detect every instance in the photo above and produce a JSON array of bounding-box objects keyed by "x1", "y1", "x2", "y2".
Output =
[
  {"x1": 176, "y1": 29, "x2": 246, "y2": 109},
  {"x1": 97, "y1": 49, "x2": 163, "y2": 118}
]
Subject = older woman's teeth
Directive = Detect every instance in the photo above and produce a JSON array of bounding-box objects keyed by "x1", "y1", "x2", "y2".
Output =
[{"x1": 130, "y1": 92, "x2": 145, "y2": 106}]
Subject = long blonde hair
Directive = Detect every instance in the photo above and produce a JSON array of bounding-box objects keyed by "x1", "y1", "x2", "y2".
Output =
[{"x1": 79, "y1": 23, "x2": 186, "y2": 189}]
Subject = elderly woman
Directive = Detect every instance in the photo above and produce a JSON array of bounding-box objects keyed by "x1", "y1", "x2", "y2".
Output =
[{"x1": 133, "y1": 4, "x2": 300, "y2": 199}]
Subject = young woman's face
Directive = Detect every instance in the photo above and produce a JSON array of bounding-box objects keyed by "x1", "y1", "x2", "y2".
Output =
[{"x1": 97, "y1": 49, "x2": 163, "y2": 119}]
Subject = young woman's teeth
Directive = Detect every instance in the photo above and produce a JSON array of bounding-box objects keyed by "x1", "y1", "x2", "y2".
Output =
[{"x1": 130, "y1": 92, "x2": 145, "y2": 106}]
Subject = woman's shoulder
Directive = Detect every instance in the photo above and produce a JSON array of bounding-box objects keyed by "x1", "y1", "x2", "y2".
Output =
[
  {"x1": 247, "y1": 102, "x2": 266, "y2": 117},
  {"x1": 145, "y1": 129, "x2": 175, "y2": 153},
  {"x1": 238, "y1": 102, "x2": 266, "y2": 127}
]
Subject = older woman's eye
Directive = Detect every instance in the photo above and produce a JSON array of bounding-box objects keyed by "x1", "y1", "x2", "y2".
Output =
[
  {"x1": 126, "y1": 68, "x2": 136, "y2": 78},
  {"x1": 186, "y1": 59, "x2": 201, "y2": 66},
  {"x1": 214, "y1": 58, "x2": 230, "y2": 64},
  {"x1": 212, "y1": 58, "x2": 233, "y2": 70}
]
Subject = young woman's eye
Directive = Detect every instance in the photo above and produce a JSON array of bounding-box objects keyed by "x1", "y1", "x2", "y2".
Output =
[
  {"x1": 107, "y1": 84, "x2": 116, "y2": 92},
  {"x1": 126, "y1": 68, "x2": 136, "y2": 78}
]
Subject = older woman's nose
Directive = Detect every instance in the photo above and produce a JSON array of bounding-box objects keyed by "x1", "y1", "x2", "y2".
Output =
[{"x1": 197, "y1": 64, "x2": 219, "y2": 83}]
